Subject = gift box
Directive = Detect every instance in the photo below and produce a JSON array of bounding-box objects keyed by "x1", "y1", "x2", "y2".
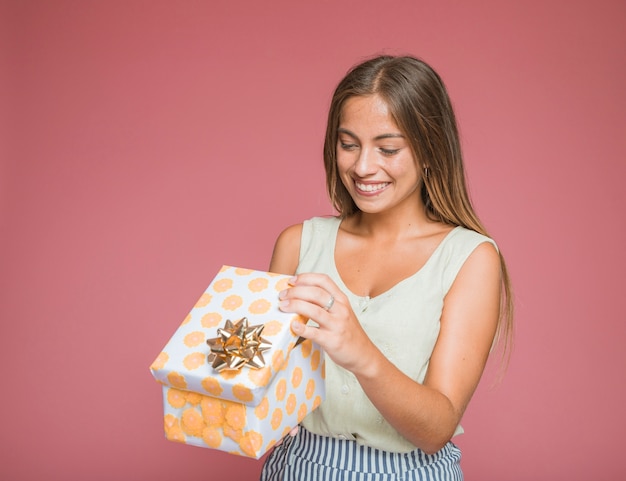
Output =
[{"x1": 149, "y1": 265, "x2": 325, "y2": 458}]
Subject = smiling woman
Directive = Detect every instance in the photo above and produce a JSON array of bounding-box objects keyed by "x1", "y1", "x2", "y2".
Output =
[
  {"x1": 336, "y1": 95, "x2": 421, "y2": 216},
  {"x1": 261, "y1": 55, "x2": 514, "y2": 481}
]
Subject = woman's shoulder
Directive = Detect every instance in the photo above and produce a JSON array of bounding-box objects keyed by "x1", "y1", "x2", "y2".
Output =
[
  {"x1": 269, "y1": 223, "x2": 303, "y2": 275},
  {"x1": 436, "y1": 226, "x2": 500, "y2": 293},
  {"x1": 270, "y1": 216, "x2": 341, "y2": 274},
  {"x1": 446, "y1": 225, "x2": 497, "y2": 250},
  {"x1": 276, "y1": 216, "x2": 340, "y2": 241},
  {"x1": 276, "y1": 222, "x2": 304, "y2": 250},
  {"x1": 307, "y1": 215, "x2": 342, "y2": 228}
]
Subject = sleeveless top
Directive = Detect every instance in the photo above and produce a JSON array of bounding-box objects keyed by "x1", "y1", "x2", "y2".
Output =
[{"x1": 297, "y1": 216, "x2": 497, "y2": 453}]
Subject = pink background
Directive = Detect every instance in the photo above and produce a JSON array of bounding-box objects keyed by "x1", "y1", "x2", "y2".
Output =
[{"x1": 2, "y1": 1, "x2": 625, "y2": 479}]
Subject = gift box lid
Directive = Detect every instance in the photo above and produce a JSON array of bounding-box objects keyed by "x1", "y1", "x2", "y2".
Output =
[{"x1": 150, "y1": 265, "x2": 308, "y2": 407}]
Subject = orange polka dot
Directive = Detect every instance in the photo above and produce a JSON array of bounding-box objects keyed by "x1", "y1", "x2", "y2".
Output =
[
  {"x1": 313, "y1": 395, "x2": 322, "y2": 409},
  {"x1": 285, "y1": 393, "x2": 297, "y2": 415},
  {"x1": 305, "y1": 379, "x2": 316, "y2": 400},
  {"x1": 167, "y1": 372, "x2": 187, "y2": 389},
  {"x1": 164, "y1": 415, "x2": 186, "y2": 443},
  {"x1": 310, "y1": 349, "x2": 321, "y2": 371},
  {"x1": 167, "y1": 388, "x2": 187, "y2": 409},
  {"x1": 225, "y1": 404, "x2": 247, "y2": 431},
  {"x1": 201, "y1": 377, "x2": 223, "y2": 396},
  {"x1": 201, "y1": 312, "x2": 222, "y2": 328},
  {"x1": 248, "y1": 277, "x2": 269, "y2": 292},
  {"x1": 291, "y1": 367, "x2": 303, "y2": 388},
  {"x1": 300, "y1": 339, "x2": 312, "y2": 358},
  {"x1": 184, "y1": 331, "x2": 205, "y2": 347},
  {"x1": 234, "y1": 268, "x2": 253, "y2": 275},
  {"x1": 213, "y1": 278, "x2": 233, "y2": 293},
  {"x1": 275, "y1": 378, "x2": 287, "y2": 401},
  {"x1": 185, "y1": 392, "x2": 202, "y2": 406},
  {"x1": 270, "y1": 408, "x2": 283, "y2": 431},
  {"x1": 194, "y1": 292, "x2": 213, "y2": 308},
  {"x1": 202, "y1": 426, "x2": 223, "y2": 448},
  {"x1": 219, "y1": 369, "x2": 239, "y2": 381},
  {"x1": 232, "y1": 384, "x2": 254, "y2": 403},
  {"x1": 265, "y1": 438, "x2": 278, "y2": 452},
  {"x1": 219, "y1": 265, "x2": 231, "y2": 273},
  {"x1": 164, "y1": 414, "x2": 179, "y2": 430},
  {"x1": 223, "y1": 424, "x2": 243, "y2": 442},
  {"x1": 181, "y1": 408, "x2": 206, "y2": 437},
  {"x1": 254, "y1": 397, "x2": 269, "y2": 420},
  {"x1": 248, "y1": 366, "x2": 272, "y2": 387},
  {"x1": 150, "y1": 351, "x2": 169, "y2": 370},
  {"x1": 183, "y1": 352, "x2": 206, "y2": 370},
  {"x1": 262, "y1": 320, "x2": 283, "y2": 336},
  {"x1": 239, "y1": 431, "x2": 263, "y2": 458},
  {"x1": 166, "y1": 429, "x2": 186, "y2": 443},
  {"x1": 272, "y1": 349, "x2": 285, "y2": 371},
  {"x1": 222, "y1": 295, "x2": 243, "y2": 311},
  {"x1": 281, "y1": 426, "x2": 293, "y2": 438},
  {"x1": 200, "y1": 397, "x2": 225, "y2": 427},
  {"x1": 180, "y1": 313, "x2": 192, "y2": 326},
  {"x1": 297, "y1": 403, "x2": 308, "y2": 422},
  {"x1": 248, "y1": 299, "x2": 271, "y2": 314},
  {"x1": 275, "y1": 278, "x2": 290, "y2": 291}
]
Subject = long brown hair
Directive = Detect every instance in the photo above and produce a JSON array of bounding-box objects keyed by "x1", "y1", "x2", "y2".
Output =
[{"x1": 324, "y1": 55, "x2": 514, "y2": 364}]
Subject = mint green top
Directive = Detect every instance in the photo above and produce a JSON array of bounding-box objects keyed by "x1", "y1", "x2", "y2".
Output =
[{"x1": 298, "y1": 216, "x2": 496, "y2": 453}]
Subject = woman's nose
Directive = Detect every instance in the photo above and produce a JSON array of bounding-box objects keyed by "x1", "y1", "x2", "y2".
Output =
[{"x1": 353, "y1": 148, "x2": 377, "y2": 176}]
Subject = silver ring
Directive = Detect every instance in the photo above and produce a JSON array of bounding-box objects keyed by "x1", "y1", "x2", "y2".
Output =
[{"x1": 323, "y1": 295, "x2": 335, "y2": 311}]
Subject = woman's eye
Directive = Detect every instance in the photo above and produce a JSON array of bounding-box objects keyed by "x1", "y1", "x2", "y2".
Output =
[
  {"x1": 380, "y1": 148, "x2": 400, "y2": 156},
  {"x1": 339, "y1": 142, "x2": 358, "y2": 151}
]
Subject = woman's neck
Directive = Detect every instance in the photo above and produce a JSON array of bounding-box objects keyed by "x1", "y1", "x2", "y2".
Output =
[{"x1": 345, "y1": 206, "x2": 444, "y2": 241}]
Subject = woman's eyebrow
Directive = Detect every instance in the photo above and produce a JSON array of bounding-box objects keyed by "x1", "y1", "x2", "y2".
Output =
[
  {"x1": 337, "y1": 127, "x2": 357, "y2": 138},
  {"x1": 337, "y1": 128, "x2": 404, "y2": 141},
  {"x1": 373, "y1": 133, "x2": 405, "y2": 140}
]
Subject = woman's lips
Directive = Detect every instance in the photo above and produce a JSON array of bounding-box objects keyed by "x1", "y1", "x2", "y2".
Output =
[{"x1": 354, "y1": 181, "x2": 390, "y2": 194}]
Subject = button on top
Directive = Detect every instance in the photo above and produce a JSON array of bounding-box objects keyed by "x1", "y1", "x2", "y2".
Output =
[
  {"x1": 341, "y1": 384, "x2": 350, "y2": 394},
  {"x1": 359, "y1": 296, "x2": 370, "y2": 313}
]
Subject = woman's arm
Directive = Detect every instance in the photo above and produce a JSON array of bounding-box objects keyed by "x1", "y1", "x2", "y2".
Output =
[
  {"x1": 269, "y1": 223, "x2": 303, "y2": 275},
  {"x1": 357, "y1": 241, "x2": 501, "y2": 453},
  {"x1": 282, "y1": 241, "x2": 501, "y2": 454}
]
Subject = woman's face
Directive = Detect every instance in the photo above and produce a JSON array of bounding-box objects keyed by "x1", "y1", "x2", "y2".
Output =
[{"x1": 336, "y1": 94, "x2": 422, "y2": 216}]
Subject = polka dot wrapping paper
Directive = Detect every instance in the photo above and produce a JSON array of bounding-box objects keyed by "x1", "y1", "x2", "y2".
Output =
[{"x1": 149, "y1": 266, "x2": 326, "y2": 458}]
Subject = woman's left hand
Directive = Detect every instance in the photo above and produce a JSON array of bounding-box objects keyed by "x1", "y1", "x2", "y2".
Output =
[{"x1": 278, "y1": 273, "x2": 374, "y2": 374}]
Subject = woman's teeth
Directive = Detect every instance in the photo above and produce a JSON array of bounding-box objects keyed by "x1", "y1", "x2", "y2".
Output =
[{"x1": 355, "y1": 182, "x2": 389, "y2": 193}]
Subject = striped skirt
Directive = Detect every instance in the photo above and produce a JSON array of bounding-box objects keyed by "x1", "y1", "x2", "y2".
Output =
[{"x1": 260, "y1": 427, "x2": 463, "y2": 481}]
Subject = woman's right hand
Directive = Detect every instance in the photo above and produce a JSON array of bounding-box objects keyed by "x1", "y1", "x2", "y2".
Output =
[{"x1": 277, "y1": 273, "x2": 377, "y2": 377}]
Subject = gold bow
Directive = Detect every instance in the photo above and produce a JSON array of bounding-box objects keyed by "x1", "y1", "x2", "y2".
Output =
[{"x1": 206, "y1": 317, "x2": 272, "y2": 371}]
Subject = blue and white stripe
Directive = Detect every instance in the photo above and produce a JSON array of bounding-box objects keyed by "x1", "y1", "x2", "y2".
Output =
[{"x1": 261, "y1": 427, "x2": 463, "y2": 480}]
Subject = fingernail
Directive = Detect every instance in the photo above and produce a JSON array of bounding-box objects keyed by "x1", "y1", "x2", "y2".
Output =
[
  {"x1": 291, "y1": 320, "x2": 302, "y2": 333},
  {"x1": 288, "y1": 276, "x2": 297, "y2": 285},
  {"x1": 278, "y1": 289, "x2": 287, "y2": 299},
  {"x1": 278, "y1": 300, "x2": 289, "y2": 310}
]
